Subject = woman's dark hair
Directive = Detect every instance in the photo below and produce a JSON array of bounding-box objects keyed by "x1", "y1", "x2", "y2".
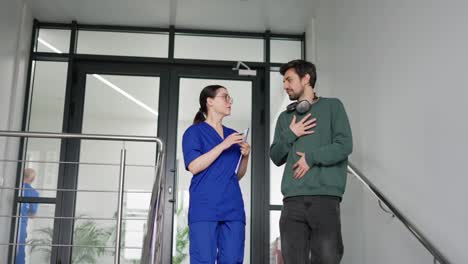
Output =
[
  {"x1": 279, "y1": 59, "x2": 317, "y2": 88},
  {"x1": 193, "y1": 85, "x2": 225, "y2": 124}
]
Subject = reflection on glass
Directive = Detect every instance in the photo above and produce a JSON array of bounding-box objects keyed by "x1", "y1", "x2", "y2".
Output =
[
  {"x1": 82, "y1": 74, "x2": 159, "y2": 136},
  {"x1": 15, "y1": 204, "x2": 55, "y2": 264},
  {"x1": 174, "y1": 78, "x2": 252, "y2": 263},
  {"x1": 36, "y1": 29, "x2": 71, "y2": 53}
]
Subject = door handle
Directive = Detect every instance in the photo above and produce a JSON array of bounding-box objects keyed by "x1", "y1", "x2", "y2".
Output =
[{"x1": 168, "y1": 186, "x2": 175, "y2": 203}]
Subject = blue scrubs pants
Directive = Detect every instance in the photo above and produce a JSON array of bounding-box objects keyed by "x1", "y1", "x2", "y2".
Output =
[
  {"x1": 189, "y1": 221, "x2": 245, "y2": 264},
  {"x1": 16, "y1": 221, "x2": 27, "y2": 264}
]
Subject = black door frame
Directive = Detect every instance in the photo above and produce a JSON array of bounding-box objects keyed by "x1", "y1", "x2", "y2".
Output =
[{"x1": 51, "y1": 60, "x2": 171, "y2": 263}]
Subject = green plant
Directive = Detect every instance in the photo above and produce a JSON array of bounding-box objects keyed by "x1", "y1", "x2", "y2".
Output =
[
  {"x1": 172, "y1": 207, "x2": 189, "y2": 264},
  {"x1": 71, "y1": 220, "x2": 113, "y2": 263},
  {"x1": 29, "y1": 219, "x2": 113, "y2": 264}
]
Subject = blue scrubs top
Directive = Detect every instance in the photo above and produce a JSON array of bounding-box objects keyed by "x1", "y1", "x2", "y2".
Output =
[
  {"x1": 20, "y1": 183, "x2": 39, "y2": 224},
  {"x1": 182, "y1": 122, "x2": 245, "y2": 225}
]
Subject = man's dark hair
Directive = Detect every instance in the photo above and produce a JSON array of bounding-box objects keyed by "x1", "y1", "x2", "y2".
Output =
[{"x1": 279, "y1": 59, "x2": 317, "y2": 88}]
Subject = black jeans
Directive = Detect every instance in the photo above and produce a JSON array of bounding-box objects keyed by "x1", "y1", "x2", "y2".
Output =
[{"x1": 280, "y1": 196, "x2": 343, "y2": 264}]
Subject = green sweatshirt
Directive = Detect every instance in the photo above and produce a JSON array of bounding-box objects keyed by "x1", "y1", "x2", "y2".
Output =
[{"x1": 270, "y1": 97, "x2": 353, "y2": 198}]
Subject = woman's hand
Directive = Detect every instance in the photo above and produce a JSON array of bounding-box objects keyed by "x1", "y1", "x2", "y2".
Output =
[
  {"x1": 239, "y1": 142, "x2": 250, "y2": 156},
  {"x1": 220, "y1": 133, "x2": 244, "y2": 150}
]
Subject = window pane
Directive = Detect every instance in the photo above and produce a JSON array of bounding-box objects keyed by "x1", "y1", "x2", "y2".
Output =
[
  {"x1": 269, "y1": 210, "x2": 282, "y2": 264},
  {"x1": 24, "y1": 61, "x2": 67, "y2": 198},
  {"x1": 13, "y1": 204, "x2": 55, "y2": 264},
  {"x1": 28, "y1": 61, "x2": 67, "y2": 133},
  {"x1": 77, "y1": 31, "x2": 169, "y2": 57},
  {"x1": 73, "y1": 73, "x2": 160, "y2": 263},
  {"x1": 270, "y1": 71, "x2": 288, "y2": 205},
  {"x1": 36, "y1": 29, "x2": 70, "y2": 53},
  {"x1": 175, "y1": 34, "x2": 264, "y2": 62},
  {"x1": 21, "y1": 144, "x2": 61, "y2": 198},
  {"x1": 271, "y1": 39, "x2": 302, "y2": 63}
]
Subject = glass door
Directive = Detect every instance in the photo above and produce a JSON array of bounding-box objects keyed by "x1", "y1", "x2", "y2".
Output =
[
  {"x1": 52, "y1": 61, "x2": 170, "y2": 264},
  {"x1": 162, "y1": 66, "x2": 266, "y2": 264}
]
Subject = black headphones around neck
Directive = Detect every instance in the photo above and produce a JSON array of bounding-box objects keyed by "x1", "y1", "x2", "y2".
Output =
[
  {"x1": 286, "y1": 100, "x2": 311, "y2": 114},
  {"x1": 286, "y1": 97, "x2": 320, "y2": 114}
]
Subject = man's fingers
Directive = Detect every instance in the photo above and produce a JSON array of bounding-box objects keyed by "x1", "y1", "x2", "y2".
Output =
[
  {"x1": 299, "y1": 113, "x2": 312, "y2": 123},
  {"x1": 290, "y1": 115, "x2": 297, "y2": 125},
  {"x1": 303, "y1": 130, "x2": 315, "y2": 135},
  {"x1": 296, "y1": 152, "x2": 304, "y2": 156},
  {"x1": 292, "y1": 162, "x2": 299, "y2": 169},
  {"x1": 304, "y1": 124, "x2": 317, "y2": 130},
  {"x1": 295, "y1": 168, "x2": 302, "y2": 179},
  {"x1": 303, "y1": 120, "x2": 317, "y2": 128},
  {"x1": 303, "y1": 117, "x2": 316, "y2": 125},
  {"x1": 298, "y1": 168, "x2": 307, "y2": 179},
  {"x1": 295, "y1": 168, "x2": 304, "y2": 179}
]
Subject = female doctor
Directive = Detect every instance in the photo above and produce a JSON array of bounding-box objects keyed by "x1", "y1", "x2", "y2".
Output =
[{"x1": 182, "y1": 84, "x2": 250, "y2": 264}]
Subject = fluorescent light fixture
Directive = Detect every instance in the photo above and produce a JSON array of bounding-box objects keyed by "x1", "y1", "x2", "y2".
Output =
[
  {"x1": 38, "y1": 38, "x2": 63, "y2": 53},
  {"x1": 92, "y1": 74, "x2": 158, "y2": 117},
  {"x1": 38, "y1": 37, "x2": 158, "y2": 117}
]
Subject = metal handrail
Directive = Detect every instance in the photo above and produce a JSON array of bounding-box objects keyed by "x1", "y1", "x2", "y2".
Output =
[
  {"x1": 141, "y1": 142, "x2": 166, "y2": 264},
  {"x1": 0, "y1": 130, "x2": 165, "y2": 264},
  {"x1": 347, "y1": 162, "x2": 450, "y2": 264},
  {"x1": 0, "y1": 130, "x2": 163, "y2": 143}
]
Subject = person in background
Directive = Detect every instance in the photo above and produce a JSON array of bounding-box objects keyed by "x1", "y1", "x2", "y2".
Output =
[{"x1": 16, "y1": 168, "x2": 39, "y2": 264}]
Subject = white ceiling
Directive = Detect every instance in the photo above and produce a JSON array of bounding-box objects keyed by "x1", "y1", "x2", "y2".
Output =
[{"x1": 25, "y1": 0, "x2": 314, "y2": 34}]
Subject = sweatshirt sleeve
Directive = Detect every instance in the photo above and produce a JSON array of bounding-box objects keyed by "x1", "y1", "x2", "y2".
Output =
[
  {"x1": 305, "y1": 99, "x2": 353, "y2": 166},
  {"x1": 270, "y1": 113, "x2": 297, "y2": 166}
]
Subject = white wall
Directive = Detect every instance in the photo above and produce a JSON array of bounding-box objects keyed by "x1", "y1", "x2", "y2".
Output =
[
  {"x1": 0, "y1": 0, "x2": 33, "y2": 261},
  {"x1": 309, "y1": 0, "x2": 468, "y2": 263}
]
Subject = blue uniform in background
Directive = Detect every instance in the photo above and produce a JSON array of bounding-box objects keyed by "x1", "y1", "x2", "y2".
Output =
[
  {"x1": 182, "y1": 122, "x2": 245, "y2": 264},
  {"x1": 16, "y1": 183, "x2": 39, "y2": 264}
]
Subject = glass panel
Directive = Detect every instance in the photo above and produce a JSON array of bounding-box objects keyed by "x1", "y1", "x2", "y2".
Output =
[
  {"x1": 73, "y1": 73, "x2": 160, "y2": 261},
  {"x1": 71, "y1": 219, "x2": 115, "y2": 264},
  {"x1": 22, "y1": 139, "x2": 61, "y2": 198},
  {"x1": 77, "y1": 31, "x2": 169, "y2": 57},
  {"x1": 36, "y1": 29, "x2": 70, "y2": 53},
  {"x1": 269, "y1": 71, "x2": 288, "y2": 205},
  {"x1": 13, "y1": 204, "x2": 55, "y2": 264},
  {"x1": 25, "y1": 60, "x2": 67, "y2": 197},
  {"x1": 174, "y1": 78, "x2": 252, "y2": 263},
  {"x1": 28, "y1": 61, "x2": 68, "y2": 133},
  {"x1": 121, "y1": 218, "x2": 147, "y2": 263},
  {"x1": 269, "y1": 210, "x2": 282, "y2": 264},
  {"x1": 174, "y1": 34, "x2": 264, "y2": 62},
  {"x1": 271, "y1": 39, "x2": 302, "y2": 63},
  {"x1": 82, "y1": 74, "x2": 159, "y2": 136},
  {"x1": 124, "y1": 166, "x2": 156, "y2": 192}
]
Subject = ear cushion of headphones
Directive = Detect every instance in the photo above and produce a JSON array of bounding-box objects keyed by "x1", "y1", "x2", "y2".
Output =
[{"x1": 295, "y1": 100, "x2": 311, "y2": 114}]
